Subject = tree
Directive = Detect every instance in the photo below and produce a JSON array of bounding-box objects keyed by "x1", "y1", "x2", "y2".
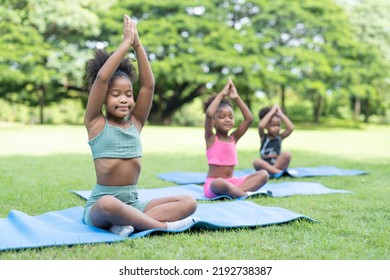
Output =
[
  {"x1": 0, "y1": 0, "x2": 109, "y2": 123},
  {"x1": 246, "y1": 0, "x2": 365, "y2": 122},
  {"x1": 338, "y1": 0, "x2": 390, "y2": 121},
  {"x1": 96, "y1": 0, "x2": 268, "y2": 124},
  {"x1": 1, "y1": 0, "x2": 388, "y2": 125}
]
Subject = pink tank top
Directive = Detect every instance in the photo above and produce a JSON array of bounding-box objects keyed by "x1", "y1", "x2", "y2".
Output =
[{"x1": 206, "y1": 135, "x2": 238, "y2": 166}]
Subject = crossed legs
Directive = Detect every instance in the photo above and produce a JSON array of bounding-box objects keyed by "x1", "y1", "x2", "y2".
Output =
[
  {"x1": 89, "y1": 194, "x2": 197, "y2": 232},
  {"x1": 208, "y1": 170, "x2": 269, "y2": 198},
  {"x1": 253, "y1": 152, "x2": 292, "y2": 174}
]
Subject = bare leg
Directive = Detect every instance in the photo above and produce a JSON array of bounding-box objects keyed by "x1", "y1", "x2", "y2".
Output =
[
  {"x1": 239, "y1": 170, "x2": 269, "y2": 192},
  {"x1": 273, "y1": 152, "x2": 291, "y2": 171},
  {"x1": 144, "y1": 195, "x2": 199, "y2": 231},
  {"x1": 210, "y1": 178, "x2": 248, "y2": 198},
  {"x1": 143, "y1": 195, "x2": 197, "y2": 222},
  {"x1": 89, "y1": 196, "x2": 168, "y2": 232},
  {"x1": 90, "y1": 195, "x2": 198, "y2": 233},
  {"x1": 253, "y1": 158, "x2": 282, "y2": 174}
]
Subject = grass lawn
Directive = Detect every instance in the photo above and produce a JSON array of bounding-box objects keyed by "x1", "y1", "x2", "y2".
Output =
[{"x1": 0, "y1": 123, "x2": 389, "y2": 260}]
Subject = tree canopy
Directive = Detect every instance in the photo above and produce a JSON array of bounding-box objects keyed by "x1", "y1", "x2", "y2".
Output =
[{"x1": 0, "y1": 0, "x2": 388, "y2": 124}]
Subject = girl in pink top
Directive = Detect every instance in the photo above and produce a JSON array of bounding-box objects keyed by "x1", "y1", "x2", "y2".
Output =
[{"x1": 203, "y1": 78, "x2": 269, "y2": 198}]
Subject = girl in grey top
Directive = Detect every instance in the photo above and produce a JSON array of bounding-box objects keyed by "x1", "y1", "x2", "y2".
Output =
[{"x1": 253, "y1": 104, "x2": 294, "y2": 178}]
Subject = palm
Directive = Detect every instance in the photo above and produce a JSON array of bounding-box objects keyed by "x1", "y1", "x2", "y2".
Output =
[
  {"x1": 123, "y1": 15, "x2": 136, "y2": 46},
  {"x1": 229, "y1": 88, "x2": 238, "y2": 99},
  {"x1": 221, "y1": 83, "x2": 230, "y2": 96}
]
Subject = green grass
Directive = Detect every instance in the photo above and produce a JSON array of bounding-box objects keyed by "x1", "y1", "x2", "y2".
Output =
[{"x1": 0, "y1": 123, "x2": 389, "y2": 260}]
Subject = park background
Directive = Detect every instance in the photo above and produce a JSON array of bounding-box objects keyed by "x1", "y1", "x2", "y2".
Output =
[
  {"x1": 1, "y1": 0, "x2": 389, "y2": 126},
  {"x1": 0, "y1": 0, "x2": 389, "y2": 260}
]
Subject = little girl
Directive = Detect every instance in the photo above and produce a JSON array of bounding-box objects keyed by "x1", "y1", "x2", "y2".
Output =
[
  {"x1": 203, "y1": 78, "x2": 269, "y2": 198},
  {"x1": 83, "y1": 15, "x2": 198, "y2": 236},
  {"x1": 252, "y1": 104, "x2": 294, "y2": 177}
]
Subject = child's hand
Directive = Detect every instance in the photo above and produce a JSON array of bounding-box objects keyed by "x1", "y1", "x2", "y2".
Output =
[
  {"x1": 132, "y1": 20, "x2": 141, "y2": 48},
  {"x1": 228, "y1": 78, "x2": 239, "y2": 99},
  {"x1": 272, "y1": 104, "x2": 281, "y2": 116},
  {"x1": 123, "y1": 15, "x2": 136, "y2": 47},
  {"x1": 275, "y1": 105, "x2": 285, "y2": 117},
  {"x1": 220, "y1": 79, "x2": 231, "y2": 96}
]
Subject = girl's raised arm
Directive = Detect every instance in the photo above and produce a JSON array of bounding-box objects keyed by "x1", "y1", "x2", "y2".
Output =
[
  {"x1": 278, "y1": 107, "x2": 294, "y2": 139},
  {"x1": 204, "y1": 80, "x2": 230, "y2": 141},
  {"x1": 258, "y1": 105, "x2": 277, "y2": 140},
  {"x1": 84, "y1": 15, "x2": 135, "y2": 129},
  {"x1": 129, "y1": 24, "x2": 155, "y2": 130},
  {"x1": 229, "y1": 79, "x2": 253, "y2": 142}
]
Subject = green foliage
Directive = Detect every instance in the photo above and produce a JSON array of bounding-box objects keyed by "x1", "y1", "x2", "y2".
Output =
[
  {"x1": 96, "y1": 0, "x2": 387, "y2": 124},
  {"x1": 0, "y1": 0, "x2": 389, "y2": 125},
  {"x1": 0, "y1": 99, "x2": 84, "y2": 124},
  {"x1": 0, "y1": 0, "x2": 112, "y2": 123},
  {"x1": 337, "y1": 0, "x2": 390, "y2": 122}
]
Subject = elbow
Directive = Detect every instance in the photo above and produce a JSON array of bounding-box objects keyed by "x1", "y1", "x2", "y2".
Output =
[
  {"x1": 144, "y1": 73, "x2": 155, "y2": 90},
  {"x1": 243, "y1": 114, "x2": 253, "y2": 127},
  {"x1": 143, "y1": 83, "x2": 155, "y2": 94},
  {"x1": 149, "y1": 79, "x2": 156, "y2": 92},
  {"x1": 147, "y1": 74, "x2": 156, "y2": 89},
  {"x1": 205, "y1": 107, "x2": 215, "y2": 118},
  {"x1": 246, "y1": 116, "x2": 254, "y2": 126},
  {"x1": 95, "y1": 73, "x2": 110, "y2": 85},
  {"x1": 248, "y1": 113, "x2": 254, "y2": 123}
]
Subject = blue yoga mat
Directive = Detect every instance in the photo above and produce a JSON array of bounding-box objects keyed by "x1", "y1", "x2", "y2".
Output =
[
  {"x1": 156, "y1": 170, "x2": 258, "y2": 185},
  {"x1": 157, "y1": 166, "x2": 368, "y2": 184},
  {"x1": 273, "y1": 166, "x2": 368, "y2": 178},
  {"x1": 0, "y1": 201, "x2": 315, "y2": 251},
  {"x1": 130, "y1": 200, "x2": 316, "y2": 238},
  {"x1": 0, "y1": 206, "x2": 123, "y2": 251},
  {"x1": 71, "y1": 181, "x2": 352, "y2": 201}
]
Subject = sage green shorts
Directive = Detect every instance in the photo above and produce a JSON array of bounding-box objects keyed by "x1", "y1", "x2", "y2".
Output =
[{"x1": 83, "y1": 184, "x2": 150, "y2": 227}]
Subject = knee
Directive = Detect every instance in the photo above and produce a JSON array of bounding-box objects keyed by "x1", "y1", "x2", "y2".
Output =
[
  {"x1": 95, "y1": 195, "x2": 120, "y2": 213},
  {"x1": 256, "y1": 170, "x2": 269, "y2": 182},
  {"x1": 282, "y1": 151, "x2": 292, "y2": 161},
  {"x1": 253, "y1": 158, "x2": 261, "y2": 168},
  {"x1": 210, "y1": 178, "x2": 231, "y2": 192},
  {"x1": 180, "y1": 195, "x2": 197, "y2": 214},
  {"x1": 97, "y1": 195, "x2": 114, "y2": 209},
  {"x1": 210, "y1": 178, "x2": 225, "y2": 189},
  {"x1": 254, "y1": 169, "x2": 269, "y2": 186}
]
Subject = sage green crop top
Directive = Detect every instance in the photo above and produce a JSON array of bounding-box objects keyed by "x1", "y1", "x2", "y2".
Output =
[{"x1": 88, "y1": 119, "x2": 142, "y2": 160}]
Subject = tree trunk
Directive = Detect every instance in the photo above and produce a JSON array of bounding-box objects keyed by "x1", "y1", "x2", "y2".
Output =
[
  {"x1": 354, "y1": 96, "x2": 361, "y2": 120},
  {"x1": 39, "y1": 87, "x2": 45, "y2": 124},
  {"x1": 148, "y1": 108, "x2": 174, "y2": 125},
  {"x1": 148, "y1": 109, "x2": 163, "y2": 125},
  {"x1": 313, "y1": 94, "x2": 322, "y2": 123},
  {"x1": 280, "y1": 84, "x2": 286, "y2": 113},
  {"x1": 364, "y1": 98, "x2": 369, "y2": 123}
]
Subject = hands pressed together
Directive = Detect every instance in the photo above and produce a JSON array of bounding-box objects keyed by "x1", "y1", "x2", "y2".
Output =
[
  {"x1": 123, "y1": 14, "x2": 141, "y2": 48},
  {"x1": 271, "y1": 104, "x2": 284, "y2": 117},
  {"x1": 221, "y1": 77, "x2": 239, "y2": 99}
]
